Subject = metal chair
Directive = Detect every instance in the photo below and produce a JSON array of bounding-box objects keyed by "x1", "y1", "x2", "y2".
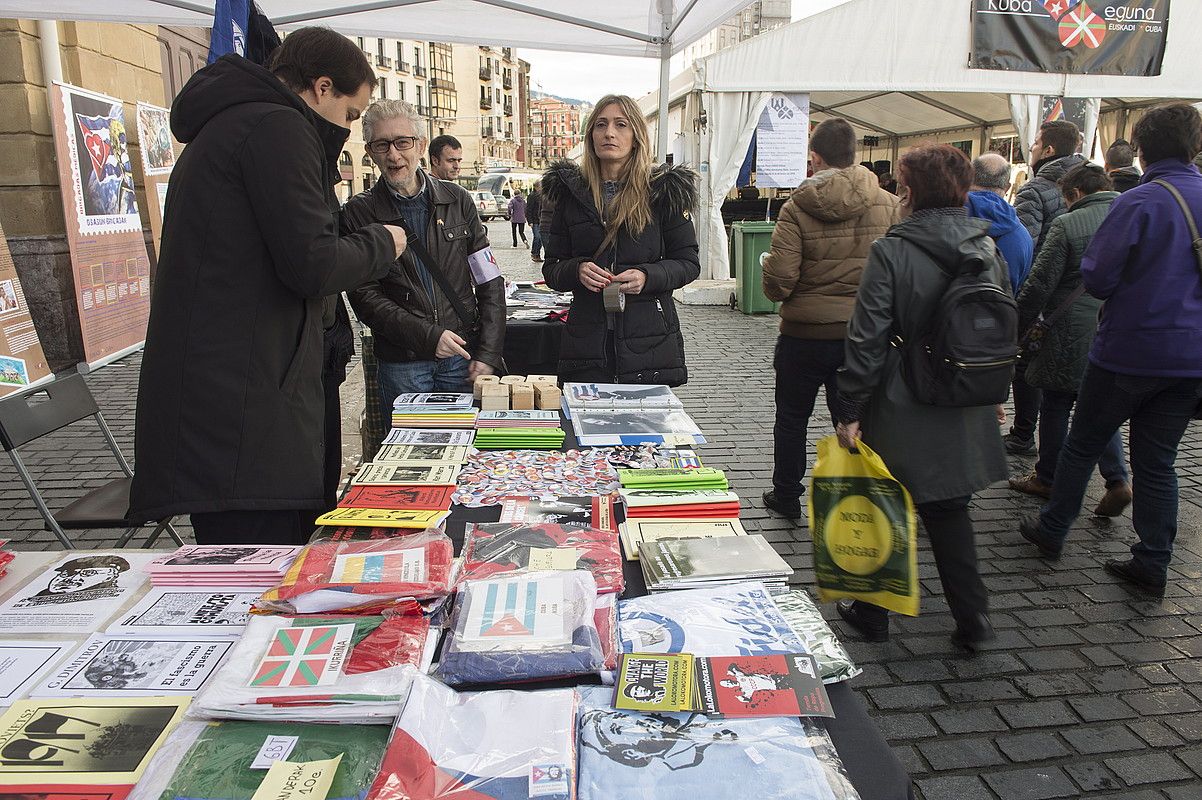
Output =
[{"x1": 0, "y1": 371, "x2": 182, "y2": 548}]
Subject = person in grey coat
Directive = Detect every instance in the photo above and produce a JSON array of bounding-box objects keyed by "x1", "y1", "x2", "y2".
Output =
[
  {"x1": 1008, "y1": 164, "x2": 1132, "y2": 515},
  {"x1": 833, "y1": 144, "x2": 1007, "y2": 652}
]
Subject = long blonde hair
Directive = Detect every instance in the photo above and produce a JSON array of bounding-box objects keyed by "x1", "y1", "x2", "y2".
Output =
[{"x1": 582, "y1": 94, "x2": 653, "y2": 242}]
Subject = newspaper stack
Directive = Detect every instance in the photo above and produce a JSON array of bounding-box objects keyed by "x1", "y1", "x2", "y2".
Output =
[
  {"x1": 638, "y1": 534, "x2": 793, "y2": 592},
  {"x1": 145, "y1": 545, "x2": 300, "y2": 589},
  {"x1": 391, "y1": 393, "x2": 478, "y2": 429}
]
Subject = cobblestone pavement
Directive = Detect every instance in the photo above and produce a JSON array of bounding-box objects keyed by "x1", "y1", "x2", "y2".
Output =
[{"x1": 2, "y1": 220, "x2": 1201, "y2": 797}]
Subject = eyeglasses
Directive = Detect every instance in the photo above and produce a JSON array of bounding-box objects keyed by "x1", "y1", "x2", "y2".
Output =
[{"x1": 367, "y1": 136, "x2": 420, "y2": 155}]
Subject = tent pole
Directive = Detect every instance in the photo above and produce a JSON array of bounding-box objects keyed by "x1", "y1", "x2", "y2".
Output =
[{"x1": 657, "y1": 45, "x2": 671, "y2": 162}]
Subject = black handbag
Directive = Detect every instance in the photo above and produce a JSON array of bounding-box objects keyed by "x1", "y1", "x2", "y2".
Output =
[{"x1": 1019, "y1": 284, "x2": 1087, "y2": 357}]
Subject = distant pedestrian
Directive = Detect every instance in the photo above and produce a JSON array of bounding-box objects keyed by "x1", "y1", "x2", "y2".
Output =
[
  {"x1": 1007, "y1": 120, "x2": 1086, "y2": 456},
  {"x1": 1018, "y1": 103, "x2": 1202, "y2": 595},
  {"x1": 131, "y1": 29, "x2": 404, "y2": 545},
  {"x1": 527, "y1": 183, "x2": 544, "y2": 262},
  {"x1": 508, "y1": 191, "x2": 529, "y2": 247},
  {"x1": 759, "y1": 118, "x2": 900, "y2": 520},
  {"x1": 1008, "y1": 163, "x2": 1131, "y2": 516},
  {"x1": 835, "y1": 143, "x2": 1005, "y2": 651},
  {"x1": 1104, "y1": 138, "x2": 1141, "y2": 193}
]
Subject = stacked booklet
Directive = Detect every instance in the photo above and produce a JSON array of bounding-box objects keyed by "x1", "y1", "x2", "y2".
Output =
[
  {"x1": 620, "y1": 488, "x2": 741, "y2": 518},
  {"x1": 476, "y1": 410, "x2": 561, "y2": 428},
  {"x1": 563, "y1": 383, "x2": 705, "y2": 446},
  {"x1": 391, "y1": 393, "x2": 478, "y2": 429},
  {"x1": 618, "y1": 467, "x2": 729, "y2": 491},
  {"x1": 473, "y1": 427, "x2": 566, "y2": 449},
  {"x1": 638, "y1": 534, "x2": 792, "y2": 591},
  {"x1": 146, "y1": 546, "x2": 300, "y2": 588},
  {"x1": 620, "y1": 517, "x2": 747, "y2": 560}
]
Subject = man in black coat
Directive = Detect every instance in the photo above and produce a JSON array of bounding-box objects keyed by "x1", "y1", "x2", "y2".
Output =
[{"x1": 130, "y1": 29, "x2": 406, "y2": 545}]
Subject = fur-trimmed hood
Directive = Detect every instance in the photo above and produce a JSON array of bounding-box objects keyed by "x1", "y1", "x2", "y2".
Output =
[{"x1": 541, "y1": 159, "x2": 698, "y2": 218}]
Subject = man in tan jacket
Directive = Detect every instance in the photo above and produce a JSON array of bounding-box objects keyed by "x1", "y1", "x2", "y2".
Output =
[{"x1": 760, "y1": 118, "x2": 900, "y2": 519}]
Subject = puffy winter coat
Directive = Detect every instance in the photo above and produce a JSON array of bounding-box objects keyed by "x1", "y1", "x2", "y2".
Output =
[
  {"x1": 1014, "y1": 154, "x2": 1086, "y2": 252},
  {"x1": 761, "y1": 165, "x2": 900, "y2": 339},
  {"x1": 1016, "y1": 191, "x2": 1116, "y2": 393},
  {"x1": 541, "y1": 160, "x2": 700, "y2": 386},
  {"x1": 130, "y1": 56, "x2": 394, "y2": 520}
]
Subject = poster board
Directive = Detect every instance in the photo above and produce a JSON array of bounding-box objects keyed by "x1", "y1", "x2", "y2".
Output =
[
  {"x1": 135, "y1": 101, "x2": 176, "y2": 260},
  {"x1": 49, "y1": 82, "x2": 152, "y2": 369},
  {"x1": 753, "y1": 93, "x2": 810, "y2": 189},
  {"x1": 0, "y1": 219, "x2": 52, "y2": 398}
]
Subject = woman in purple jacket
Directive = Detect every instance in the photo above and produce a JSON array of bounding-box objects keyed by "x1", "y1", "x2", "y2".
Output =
[
  {"x1": 1018, "y1": 103, "x2": 1202, "y2": 594},
  {"x1": 508, "y1": 191, "x2": 528, "y2": 247}
]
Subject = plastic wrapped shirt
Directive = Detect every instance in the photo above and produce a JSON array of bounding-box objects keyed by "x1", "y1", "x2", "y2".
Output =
[{"x1": 461, "y1": 523, "x2": 624, "y2": 594}]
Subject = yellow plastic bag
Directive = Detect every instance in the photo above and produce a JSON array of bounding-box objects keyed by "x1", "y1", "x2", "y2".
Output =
[{"x1": 807, "y1": 436, "x2": 919, "y2": 616}]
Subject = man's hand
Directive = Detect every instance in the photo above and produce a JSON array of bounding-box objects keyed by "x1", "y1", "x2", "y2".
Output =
[
  {"x1": 436, "y1": 330, "x2": 471, "y2": 360},
  {"x1": 468, "y1": 360, "x2": 495, "y2": 381},
  {"x1": 836, "y1": 421, "x2": 862, "y2": 450},
  {"x1": 383, "y1": 224, "x2": 407, "y2": 259},
  {"x1": 579, "y1": 261, "x2": 613, "y2": 293},
  {"x1": 613, "y1": 268, "x2": 646, "y2": 295}
]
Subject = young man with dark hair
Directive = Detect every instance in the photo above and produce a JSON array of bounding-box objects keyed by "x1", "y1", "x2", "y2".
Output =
[
  {"x1": 1105, "y1": 138, "x2": 1141, "y2": 192},
  {"x1": 1007, "y1": 119, "x2": 1085, "y2": 455},
  {"x1": 131, "y1": 27, "x2": 406, "y2": 545},
  {"x1": 428, "y1": 134, "x2": 464, "y2": 181},
  {"x1": 759, "y1": 117, "x2": 900, "y2": 520},
  {"x1": 1019, "y1": 103, "x2": 1202, "y2": 593}
]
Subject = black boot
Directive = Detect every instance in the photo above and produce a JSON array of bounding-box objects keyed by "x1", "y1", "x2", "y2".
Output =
[
  {"x1": 762, "y1": 490, "x2": 801, "y2": 520},
  {"x1": 836, "y1": 599, "x2": 889, "y2": 642},
  {"x1": 951, "y1": 613, "x2": 995, "y2": 653}
]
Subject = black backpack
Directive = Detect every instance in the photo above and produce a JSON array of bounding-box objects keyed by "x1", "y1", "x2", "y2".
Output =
[{"x1": 894, "y1": 238, "x2": 1018, "y2": 407}]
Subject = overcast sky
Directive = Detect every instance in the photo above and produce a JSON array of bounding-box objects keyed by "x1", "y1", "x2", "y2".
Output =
[{"x1": 521, "y1": 0, "x2": 850, "y2": 104}]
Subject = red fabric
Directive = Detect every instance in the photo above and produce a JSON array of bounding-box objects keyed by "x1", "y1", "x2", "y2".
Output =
[{"x1": 460, "y1": 523, "x2": 623, "y2": 594}]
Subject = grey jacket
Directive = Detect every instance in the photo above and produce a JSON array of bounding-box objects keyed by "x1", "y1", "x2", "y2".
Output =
[
  {"x1": 837, "y1": 210, "x2": 1008, "y2": 505},
  {"x1": 1016, "y1": 191, "x2": 1117, "y2": 393},
  {"x1": 1014, "y1": 154, "x2": 1087, "y2": 252}
]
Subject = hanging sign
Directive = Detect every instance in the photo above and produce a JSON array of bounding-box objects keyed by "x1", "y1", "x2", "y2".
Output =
[
  {"x1": 753, "y1": 94, "x2": 810, "y2": 189},
  {"x1": 970, "y1": 0, "x2": 1170, "y2": 77}
]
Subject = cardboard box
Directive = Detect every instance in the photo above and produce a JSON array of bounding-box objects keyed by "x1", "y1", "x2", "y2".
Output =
[
  {"x1": 474, "y1": 374, "x2": 501, "y2": 401},
  {"x1": 510, "y1": 383, "x2": 535, "y2": 410},
  {"x1": 533, "y1": 383, "x2": 561, "y2": 411},
  {"x1": 480, "y1": 383, "x2": 510, "y2": 411}
]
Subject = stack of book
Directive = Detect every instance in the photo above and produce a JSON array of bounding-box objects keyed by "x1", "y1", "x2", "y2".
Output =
[
  {"x1": 473, "y1": 427, "x2": 566, "y2": 449},
  {"x1": 391, "y1": 393, "x2": 478, "y2": 429},
  {"x1": 638, "y1": 534, "x2": 793, "y2": 592},
  {"x1": 618, "y1": 467, "x2": 729, "y2": 491},
  {"x1": 620, "y1": 488, "x2": 741, "y2": 519},
  {"x1": 620, "y1": 517, "x2": 747, "y2": 560},
  {"x1": 476, "y1": 410, "x2": 561, "y2": 428},
  {"x1": 146, "y1": 545, "x2": 300, "y2": 588},
  {"x1": 563, "y1": 382, "x2": 706, "y2": 446}
]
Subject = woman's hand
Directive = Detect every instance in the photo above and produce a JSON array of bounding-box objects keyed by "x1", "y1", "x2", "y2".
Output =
[
  {"x1": 612, "y1": 268, "x2": 646, "y2": 295},
  {"x1": 579, "y1": 261, "x2": 612, "y2": 293},
  {"x1": 836, "y1": 421, "x2": 862, "y2": 450}
]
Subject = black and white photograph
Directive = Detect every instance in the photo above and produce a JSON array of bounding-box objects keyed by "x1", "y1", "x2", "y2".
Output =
[
  {"x1": 32, "y1": 633, "x2": 236, "y2": 697},
  {"x1": 0, "y1": 552, "x2": 155, "y2": 632}
]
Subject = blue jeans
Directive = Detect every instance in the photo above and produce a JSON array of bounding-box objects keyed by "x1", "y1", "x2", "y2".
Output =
[
  {"x1": 1035, "y1": 389, "x2": 1128, "y2": 488},
  {"x1": 377, "y1": 356, "x2": 470, "y2": 421},
  {"x1": 1039, "y1": 363, "x2": 1202, "y2": 577},
  {"x1": 531, "y1": 223, "x2": 542, "y2": 259}
]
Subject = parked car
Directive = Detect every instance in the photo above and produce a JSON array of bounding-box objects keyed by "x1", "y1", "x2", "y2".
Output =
[{"x1": 471, "y1": 191, "x2": 507, "y2": 221}]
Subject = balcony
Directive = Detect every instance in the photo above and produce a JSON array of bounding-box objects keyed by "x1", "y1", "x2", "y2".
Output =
[
  {"x1": 503, "y1": 101, "x2": 513, "y2": 117},
  {"x1": 397, "y1": 61, "x2": 411, "y2": 73},
  {"x1": 479, "y1": 66, "x2": 492, "y2": 81},
  {"x1": 376, "y1": 54, "x2": 392, "y2": 69},
  {"x1": 480, "y1": 96, "x2": 493, "y2": 110},
  {"x1": 482, "y1": 127, "x2": 495, "y2": 138},
  {"x1": 417, "y1": 103, "x2": 429, "y2": 116},
  {"x1": 415, "y1": 65, "x2": 427, "y2": 77},
  {"x1": 502, "y1": 47, "x2": 512, "y2": 59},
  {"x1": 502, "y1": 75, "x2": 512, "y2": 90},
  {"x1": 429, "y1": 75, "x2": 451, "y2": 90}
]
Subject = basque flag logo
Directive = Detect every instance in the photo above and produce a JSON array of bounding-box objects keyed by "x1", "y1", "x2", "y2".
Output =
[{"x1": 1042, "y1": 0, "x2": 1107, "y2": 49}]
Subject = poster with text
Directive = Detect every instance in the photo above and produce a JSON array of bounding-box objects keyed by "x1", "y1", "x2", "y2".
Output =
[
  {"x1": 0, "y1": 219, "x2": 51, "y2": 397},
  {"x1": 135, "y1": 101, "x2": 175, "y2": 260},
  {"x1": 971, "y1": 0, "x2": 1170, "y2": 76},
  {"x1": 50, "y1": 82, "x2": 152, "y2": 368},
  {"x1": 0, "y1": 640, "x2": 75, "y2": 706},
  {"x1": 754, "y1": 94, "x2": 810, "y2": 189},
  {"x1": 31, "y1": 634, "x2": 236, "y2": 697}
]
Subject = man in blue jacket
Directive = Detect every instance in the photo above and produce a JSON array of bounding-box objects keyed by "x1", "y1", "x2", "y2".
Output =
[
  {"x1": 967, "y1": 153, "x2": 1034, "y2": 294},
  {"x1": 1019, "y1": 103, "x2": 1202, "y2": 594}
]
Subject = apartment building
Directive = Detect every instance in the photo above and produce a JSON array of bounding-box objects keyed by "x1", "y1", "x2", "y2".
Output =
[
  {"x1": 528, "y1": 97, "x2": 585, "y2": 170},
  {"x1": 450, "y1": 44, "x2": 528, "y2": 177}
]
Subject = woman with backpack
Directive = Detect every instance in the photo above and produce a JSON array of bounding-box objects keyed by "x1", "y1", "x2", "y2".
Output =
[
  {"x1": 833, "y1": 143, "x2": 1008, "y2": 651},
  {"x1": 1008, "y1": 164, "x2": 1132, "y2": 515}
]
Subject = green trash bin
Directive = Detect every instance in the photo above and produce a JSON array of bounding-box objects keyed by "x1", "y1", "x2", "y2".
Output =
[{"x1": 731, "y1": 220, "x2": 780, "y2": 315}]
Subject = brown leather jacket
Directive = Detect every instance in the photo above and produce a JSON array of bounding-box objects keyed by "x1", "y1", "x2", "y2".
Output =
[
  {"x1": 342, "y1": 170, "x2": 506, "y2": 367},
  {"x1": 762, "y1": 165, "x2": 900, "y2": 339}
]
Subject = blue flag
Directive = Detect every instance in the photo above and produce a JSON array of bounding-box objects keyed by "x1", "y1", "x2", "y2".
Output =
[{"x1": 208, "y1": 0, "x2": 251, "y2": 63}]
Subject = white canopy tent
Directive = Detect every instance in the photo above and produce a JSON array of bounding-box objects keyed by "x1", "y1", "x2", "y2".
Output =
[
  {"x1": 687, "y1": 0, "x2": 1202, "y2": 280},
  {"x1": 1, "y1": 0, "x2": 765, "y2": 160}
]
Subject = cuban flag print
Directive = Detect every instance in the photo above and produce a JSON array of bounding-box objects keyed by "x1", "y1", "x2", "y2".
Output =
[
  {"x1": 367, "y1": 673, "x2": 577, "y2": 800},
  {"x1": 75, "y1": 108, "x2": 136, "y2": 212}
]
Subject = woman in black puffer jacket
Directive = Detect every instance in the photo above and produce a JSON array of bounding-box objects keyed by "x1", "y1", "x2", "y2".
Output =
[{"x1": 541, "y1": 94, "x2": 700, "y2": 386}]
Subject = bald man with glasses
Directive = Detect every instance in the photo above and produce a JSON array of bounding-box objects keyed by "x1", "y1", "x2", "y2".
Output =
[{"x1": 342, "y1": 100, "x2": 506, "y2": 433}]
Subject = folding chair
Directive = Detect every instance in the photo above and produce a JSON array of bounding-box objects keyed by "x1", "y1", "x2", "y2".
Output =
[{"x1": 0, "y1": 371, "x2": 183, "y2": 549}]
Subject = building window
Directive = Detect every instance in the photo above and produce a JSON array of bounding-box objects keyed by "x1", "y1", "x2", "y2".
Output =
[
  {"x1": 398, "y1": 81, "x2": 405, "y2": 101},
  {"x1": 377, "y1": 38, "x2": 385, "y2": 55},
  {"x1": 379, "y1": 78, "x2": 388, "y2": 98}
]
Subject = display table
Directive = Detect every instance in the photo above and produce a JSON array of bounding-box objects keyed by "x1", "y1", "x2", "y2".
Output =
[{"x1": 502, "y1": 316, "x2": 564, "y2": 376}]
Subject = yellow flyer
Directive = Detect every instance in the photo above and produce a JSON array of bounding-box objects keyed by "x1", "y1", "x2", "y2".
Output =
[
  {"x1": 251, "y1": 755, "x2": 343, "y2": 800},
  {"x1": 314, "y1": 507, "x2": 450, "y2": 529}
]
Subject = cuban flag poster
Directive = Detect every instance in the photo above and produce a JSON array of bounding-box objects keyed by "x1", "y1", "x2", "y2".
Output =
[
  {"x1": 56, "y1": 84, "x2": 142, "y2": 236},
  {"x1": 970, "y1": 0, "x2": 1170, "y2": 76}
]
